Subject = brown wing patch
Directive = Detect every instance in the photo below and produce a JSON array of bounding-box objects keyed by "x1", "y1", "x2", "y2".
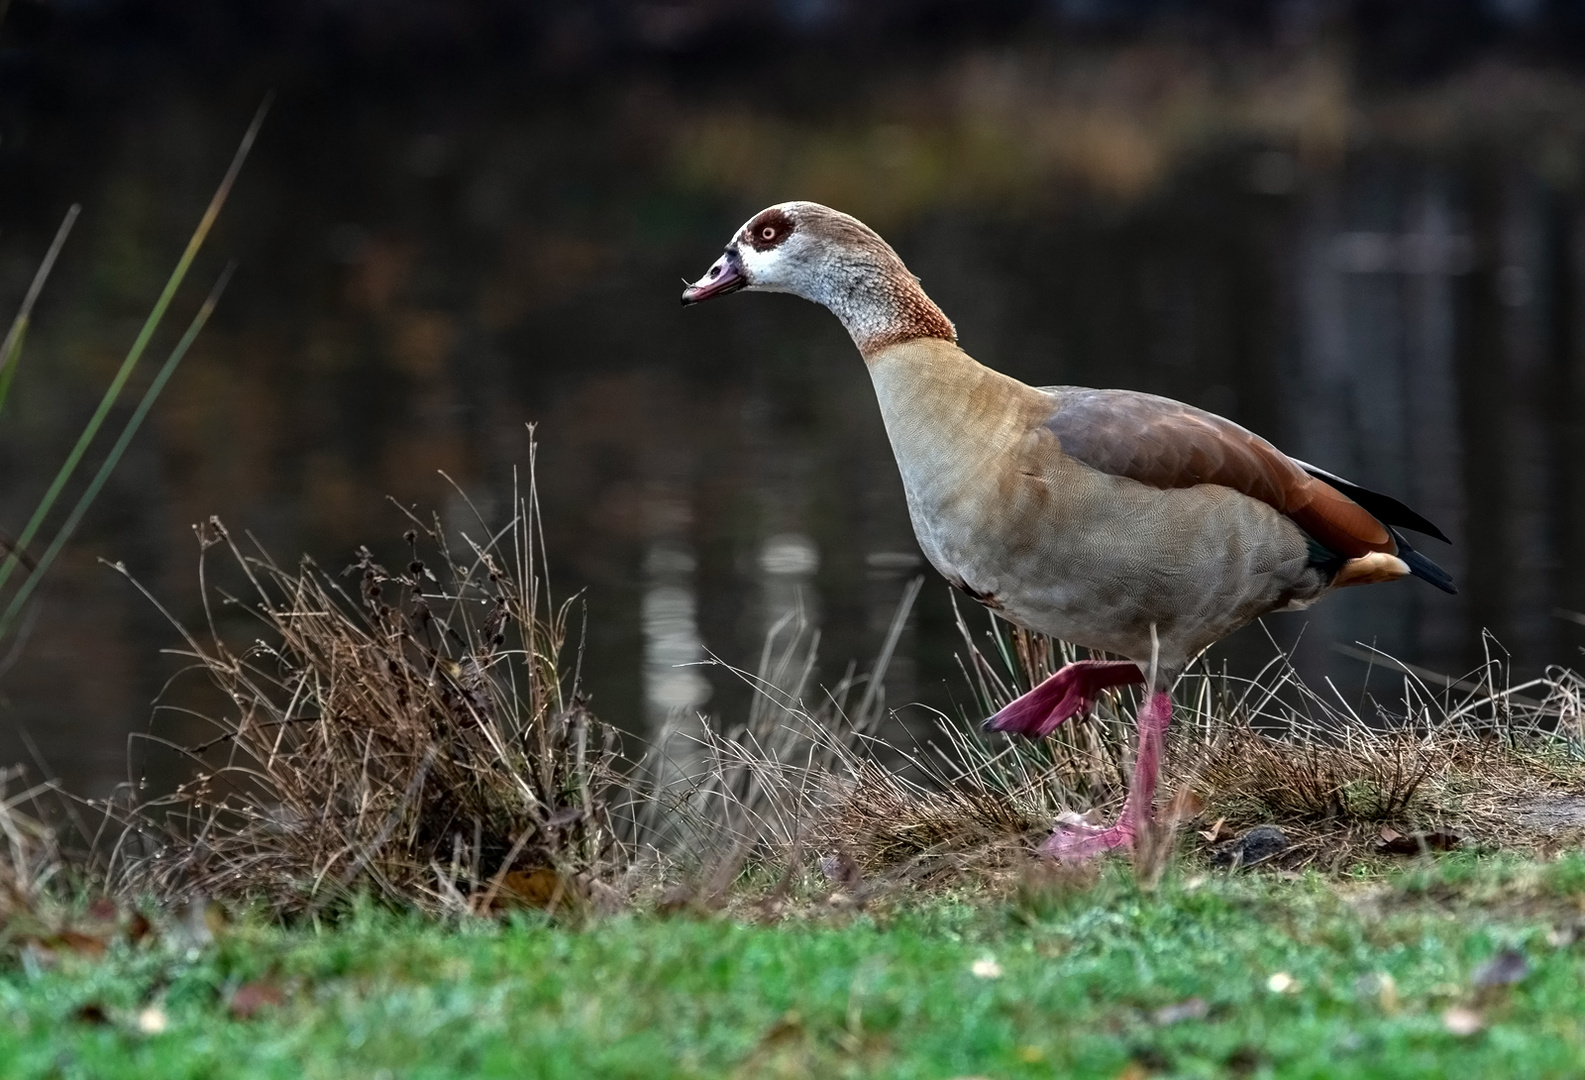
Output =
[{"x1": 1045, "y1": 389, "x2": 1392, "y2": 559}]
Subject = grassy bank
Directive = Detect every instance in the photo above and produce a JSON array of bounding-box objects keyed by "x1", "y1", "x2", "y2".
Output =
[{"x1": 5, "y1": 853, "x2": 1584, "y2": 1079}]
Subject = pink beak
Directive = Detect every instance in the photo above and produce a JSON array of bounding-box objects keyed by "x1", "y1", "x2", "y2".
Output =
[{"x1": 681, "y1": 249, "x2": 747, "y2": 305}]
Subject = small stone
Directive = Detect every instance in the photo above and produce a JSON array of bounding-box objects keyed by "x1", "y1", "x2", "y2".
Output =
[
  {"x1": 1213, "y1": 825, "x2": 1289, "y2": 868},
  {"x1": 1472, "y1": 949, "x2": 1529, "y2": 990}
]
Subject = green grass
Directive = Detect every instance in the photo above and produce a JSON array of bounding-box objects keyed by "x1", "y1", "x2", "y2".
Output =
[{"x1": 5, "y1": 854, "x2": 1585, "y2": 1079}]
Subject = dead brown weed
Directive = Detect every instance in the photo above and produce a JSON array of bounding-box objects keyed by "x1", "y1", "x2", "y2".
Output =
[{"x1": 107, "y1": 462, "x2": 630, "y2": 917}]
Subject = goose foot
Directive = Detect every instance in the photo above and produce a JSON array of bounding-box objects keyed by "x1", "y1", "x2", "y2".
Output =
[
  {"x1": 983, "y1": 660, "x2": 1143, "y2": 738},
  {"x1": 1041, "y1": 813, "x2": 1135, "y2": 861},
  {"x1": 1038, "y1": 691, "x2": 1173, "y2": 862}
]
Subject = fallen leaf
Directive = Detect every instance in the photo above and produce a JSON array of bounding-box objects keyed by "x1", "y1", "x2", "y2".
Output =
[
  {"x1": 1441, "y1": 1006, "x2": 1484, "y2": 1036},
  {"x1": 1472, "y1": 949, "x2": 1529, "y2": 989},
  {"x1": 1152, "y1": 997, "x2": 1210, "y2": 1025},
  {"x1": 41, "y1": 931, "x2": 108, "y2": 959},
  {"x1": 1379, "y1": 826, "x2": 1403, "y2": 844},
  {"x1": 1377, "y1": 830, "x2": 1462, "y2": 855},
  {"x1": 86, "y1": 898, "x2": 118, "y2": 922},
  {"x1": 1198, "y1": 817, "x2": 1230, "y2": 843},
  {"x1": 760, "y1": 1009, "x2": 803, "y2": 1046},
  {"x1": 228, "y1": 981, "x2": 285, "y2": 1020},
  {"x1": 136, "y1": 1006, "x2": 168, "y2": 1034},
  {"x1": 495, "y1": 867, "x2": 578, "y2": 911},
  {"x1": 127, "y1": 911, "x2": 155, "y2": 945},
  {"x1": 1165, "y1": 786, "x2": 1205, "y2": 823}
]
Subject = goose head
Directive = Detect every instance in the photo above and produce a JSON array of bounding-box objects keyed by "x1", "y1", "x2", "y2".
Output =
[
  {"x1": 680, "y1": 202, "x2": 837, "y2": 305},
  {"x1": 681, "y1": 201, "x2": 956, "y2": 356}
]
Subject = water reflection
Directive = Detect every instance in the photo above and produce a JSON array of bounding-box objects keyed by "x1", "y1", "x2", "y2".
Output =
[
  {"x1": 642, "y1": 543, "x2": 711, "y2": 723},
  {"x1": 3, "y1": 39, "x2": 1585, "y2": 797}
]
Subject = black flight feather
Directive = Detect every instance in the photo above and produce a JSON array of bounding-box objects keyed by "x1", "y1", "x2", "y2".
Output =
[{"x1": 1292, "y1": 460, "x2": 1451, "y2": 544}]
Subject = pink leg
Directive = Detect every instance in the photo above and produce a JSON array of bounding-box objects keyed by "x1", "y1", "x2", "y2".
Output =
[
  {"x1": 983, "y1": 660, "x2": 1143, "y2": 739},
  {"x1": 1041, "y1": 690, "x2": 1172, "y2": 861}
]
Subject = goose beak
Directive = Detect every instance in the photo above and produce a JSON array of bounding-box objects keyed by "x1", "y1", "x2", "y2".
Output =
[{"x1": 681, "y1": 249, "x2": 747, "y2": 305}]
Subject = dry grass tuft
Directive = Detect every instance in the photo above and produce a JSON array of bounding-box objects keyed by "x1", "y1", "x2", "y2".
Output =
[
  {"x1": 634, "y1": 592, "x2": 1055, "y2": 908},
  {"x1": 109, "y1": 468, "x2": 628, "y2": 917},
  {"x1": 0, "y1": 767, "x2": 64, "y2": 923},
  {"x1": 660, "y1": 601, "x2": 1585, "y2": 902},
  {"x1": 1175, "y1": 643, "x2": 1585, "y2": 866}
]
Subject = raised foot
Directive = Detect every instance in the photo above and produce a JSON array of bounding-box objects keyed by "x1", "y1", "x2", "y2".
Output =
[
  {"x1": 1040, "y1": 812, "x2": 1135, "y2": 862},
  {"x1": 983, "y1": 660, "x2": 1143, "y2": 739}
]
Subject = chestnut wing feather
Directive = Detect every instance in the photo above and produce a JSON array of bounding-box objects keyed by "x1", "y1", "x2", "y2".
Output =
[{"x1": 1041, "y1": 388, "x2": 1394, "y2": 559}]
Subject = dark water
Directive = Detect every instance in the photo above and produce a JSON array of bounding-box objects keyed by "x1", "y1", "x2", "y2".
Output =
[{"x1": 4, "y1": 33, "x2": 1585, "y2": 797}]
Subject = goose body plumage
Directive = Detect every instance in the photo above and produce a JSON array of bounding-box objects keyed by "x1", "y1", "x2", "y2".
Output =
[{"x1": 682, "y1": 200, "x2": 1454, "y2": 858}]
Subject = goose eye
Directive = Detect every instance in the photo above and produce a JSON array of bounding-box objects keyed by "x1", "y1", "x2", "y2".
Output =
[{"x1": 760, "y1": 226, "x2": 776, "y2": 241}]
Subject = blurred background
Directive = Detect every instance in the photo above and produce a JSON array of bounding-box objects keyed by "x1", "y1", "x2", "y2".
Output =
[{"x1": 3, "y1": 0, "x2": 1585, "y2": 797}]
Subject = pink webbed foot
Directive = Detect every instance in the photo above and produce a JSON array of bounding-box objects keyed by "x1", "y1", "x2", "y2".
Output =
[
  {"x1": 983, "y1": 660, "x2": 1144, "y2": 739},
  {"x1": 1041, "y1": 813, "x2": 1135, "y2": 861},
  {"x1": 1038, "y1": 690, "x2": 1174, "y2": 862}
]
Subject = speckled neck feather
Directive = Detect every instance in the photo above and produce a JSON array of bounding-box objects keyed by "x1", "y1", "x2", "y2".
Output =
[{"x1": 791, "y1": 210, "x2": 957, "y2": 360}]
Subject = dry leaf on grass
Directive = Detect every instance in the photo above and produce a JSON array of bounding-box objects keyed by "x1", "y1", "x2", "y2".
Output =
[
  {"x1": 494, "y1": 867, "x2": 580, "y2": 912},
  {"x1": 1199, "y1": 817, "x2": 1230, "y2": 843},
  {"x1": 1376, "y1": 828, "x2": 1463, "y2": 855},
  {"x1": 1165, "y1": 786, "x2": 1205, "y2": 823},
  {"x1": 33, "y1": 931, "x2": 108, "y2": 960},
  {"x1": 229, "y1": 981, "x2": 286, "y2": 1020},
  {"x1": 759, "y1": 1010, "x2": 804, "y2": 1046},
  {"x1": 127, "y1": 911, "x2": 155, "y2": 945}
]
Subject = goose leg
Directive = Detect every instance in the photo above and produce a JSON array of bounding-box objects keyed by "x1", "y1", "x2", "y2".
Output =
[
  {"x1": 983, "y1": 660, "x2": 1144, "y2": 739},
  {"x1": 1041, "y1": 690, "x2": 1171, "y2": 860}
]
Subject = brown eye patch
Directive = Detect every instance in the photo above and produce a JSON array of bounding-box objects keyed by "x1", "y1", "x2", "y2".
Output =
[{"x1": 743, "y1": 208, "x2": 794, "y2": 251}]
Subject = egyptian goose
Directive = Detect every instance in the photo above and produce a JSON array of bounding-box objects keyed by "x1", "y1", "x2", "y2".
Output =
[{"x1": 682, "y1": 202, "x2": 1455, "y2": 859}]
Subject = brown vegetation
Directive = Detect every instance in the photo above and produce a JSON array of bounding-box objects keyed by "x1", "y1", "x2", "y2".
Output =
[
  {"x1": 17, "y1": 468, "x2": 1575, "y2": 920},
  {"x1": 107, "y1": 471, "x2": 627, "y2": 917}
]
